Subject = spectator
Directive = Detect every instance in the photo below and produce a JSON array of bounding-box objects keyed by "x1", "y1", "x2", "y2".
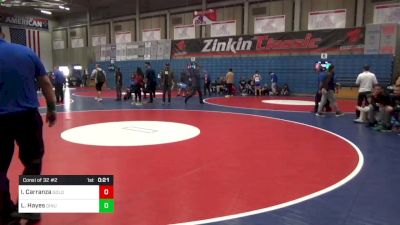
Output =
[
  {"x1": 144, "y1": 62, "x2": 157, "y2": 103},
  {"x1": 313, "y1": 63, "x2": 331, "y2": 113},
  {"x1": 185, "y1": 62, "x2": 203, "y2": 104},
  {"x1": 115, "y1": 67, "x2": 123, "y2": 101},
  {"x1": 354, "y1": 95, "x2": 372, "y2": 123},
  {"x1": 316, "y1": 65, "x2": 344, "y2": 117},
  {"x1": 53, "y1": 67, "x2": 65, "y2": 104},
  {"x1": 215, "y1": 77, "x2": 225, "y2": 94},
  {"x1": 132, "y1": 67, "x2": 144, "y2": 105},
  {"x1": 82, "y1": 70, "x2": 88, "y2": 87},
  {"x1": 270, "y1": 72, "x2": 278, "y2": 95},
  {"x1": 367, "y1": 84, "x2": 392, "y2": 131},
  {"x1": 203, "y1": 72, "x2": 212, "y2": 96},
  {"x1": 281, "y1": 84, "x2": 290, "y2": 96},
  {"x1": 90, "y1": 64, "x2": 107, "y2": 101},
  {"x1": 355, "y1": 65, "x2": 378, "y2": 118},
  {"x1": 261, "y1": 83, "x2": 270, "y2": 95},
  {"x1": 390, "y1": 83, "x2": 400, "y2": 132},
  {"x1": 253, "y1": 71, "x2": 262, "y2": 96},
  {"x1": 225, "y1": 68, "x2": 234, "y2": 97},
  {"x1": 161, "y1": 63, "x2": 174, "y2": 104},
  {"x1": 177, "y1": 71, "x2": 188, "y2": 97},
  {"x1": 239, "y1": 77, "x2": 247, "y2": 95}
]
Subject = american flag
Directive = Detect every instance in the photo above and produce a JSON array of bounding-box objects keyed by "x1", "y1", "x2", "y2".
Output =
[{"x1": 9, "y1": 28, "x2": 41, "y2": 58}]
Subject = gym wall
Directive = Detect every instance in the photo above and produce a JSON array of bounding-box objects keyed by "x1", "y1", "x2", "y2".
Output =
[
  {"x1": 90, "y1": 54, "x2": 393, "y2": 94},
  {"x1": 50, "y1": 0, "x2": 398, "y2": 79}
]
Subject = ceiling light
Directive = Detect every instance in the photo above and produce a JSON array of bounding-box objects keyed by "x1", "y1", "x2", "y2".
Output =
[
  {"x1": 40, "y1": 10, "x2": 52, "y2": 15},
  {"x1": 65, "y1": 7, "x2": 70, "y2": 11},
  {"x1": 59, "y1": 5, "x2": 65, "y2": 9}
]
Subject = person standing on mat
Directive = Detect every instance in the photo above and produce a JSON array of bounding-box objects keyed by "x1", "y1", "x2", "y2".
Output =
[
  {"x1": 316, "y1": 65, "x2": 344, "y2": 117},
  {"x1": 185, "y1": 62, "x2": 204, "y2": 104},
  {"x1": 133, "y1": 67, "x2": 144, "y2": 105},
  {"x1": 0, "y1": 32, "x2": 57, "y2": 225},
  {"x1": 270, "y1": 72, "x2": 278, "y2": 95},
  {"x1": 313, "y1": 62, "x2": 331, "y2": 113},
  {"x1": 225, "y1": 68, "x2": 234, "y2": 97},
  {"x1": 91, "y1": 64, "x2": 107, "y2": 102},
  {"x1": 115, "y1": 67, "x2": 123, "y2": 101},
  {"x1": 53, "y1": 66, "x2": 65, "y2": 104},
  {"x1": 145, "y1": 62, "x2": 157, "y2": 103},
  {"x1": 161, "y1": 63, "x2": 174, "y2": 104},
  {"x1": 355, "y1": 64, "x2": 378, "y2": 118},
  {"x1": 253, "y1": 71, "x2": 262, "y2": 96},
  {"x1": 203, "y1": 72, "x2": 212, "y2": 96}
]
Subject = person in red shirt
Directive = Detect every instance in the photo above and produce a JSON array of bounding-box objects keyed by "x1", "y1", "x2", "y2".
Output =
[{"x1": 132, "y1": 67, "x2": 144, "y2": 105}]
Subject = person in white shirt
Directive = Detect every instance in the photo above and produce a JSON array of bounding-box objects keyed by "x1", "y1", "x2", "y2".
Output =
[
  {"x1": 253, "y1": 71, "x2": 262, "y2": 96},
  {"x1": 355, "y1": 65, "x2": 378, "y2": 118}
]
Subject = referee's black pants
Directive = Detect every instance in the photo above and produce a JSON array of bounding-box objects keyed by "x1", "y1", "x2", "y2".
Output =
[
  {"x1": 55, "y1": 84, "x2": 64, "y2": 103},
  {"x1": 0, "y1": 109, "x2": 44, "y2": 219}
]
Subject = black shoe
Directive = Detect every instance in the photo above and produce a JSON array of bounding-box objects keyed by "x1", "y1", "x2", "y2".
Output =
[
  {"x1": 12, "y1": 212, "x2": 41, "y2": 224},
  {"x1": 0, "y1": 200, "x2": 19, "y2": 225},
  {"x1": 0, "y1": 216, "x2": 20, "y2": 225},
  {"x1": 25, "y1": 220, "x2": 40, "y2": 225}
]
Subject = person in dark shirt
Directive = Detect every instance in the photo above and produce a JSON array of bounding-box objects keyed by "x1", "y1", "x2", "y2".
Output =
[
  {"x1": 389, "y1": 97, "x2": 400, "y2": 131},
  {"x1": 203, "y1": 72, "x2": 212, "y2": 96},
  {"x1": 316, "y1": 65, "x2": 344, "y2": 117},
  {"x1": 82, "y1": 71, "x2": 88, "y2": 87},
  {"x1": 53, "y1": 67, "x2": 65, "y2": 104},
  {"x1": 145, "y1": 62, "x2": 157, "y2": 103},
  {"x1": 161, "y1": 63, "x2": 174, "y2": 104},
  {"x1": 389, "y1": 85, "x2": 400, "y2": 132},
  {"x1": 185, "y1": 62, "x2": 204, "y2": 104},
  {"x1": 270, "y1": 72, "x2": 278, "y2": 95},
  {"x1": 367, "y1": 84, "x2": 393, "y2": 131},
  {"x1": 115, "y1": 68, "x2": 123, "y2": 101},
  {"x1": 313, "y1": 64, "x2": 331, "y2": 113}
]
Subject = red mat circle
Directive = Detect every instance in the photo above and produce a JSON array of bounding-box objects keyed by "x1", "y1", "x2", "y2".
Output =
[{"x1": 9, "y1": 110, "x2": 361, "y2": 225}]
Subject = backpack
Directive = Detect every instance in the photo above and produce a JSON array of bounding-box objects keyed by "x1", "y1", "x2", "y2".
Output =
[{"x1": 96, "y1": 70, "x2": 106, "y2": 83}]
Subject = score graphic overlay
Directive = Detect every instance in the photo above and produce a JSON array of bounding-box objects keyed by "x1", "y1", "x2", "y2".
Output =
[{"x1": 19, "y1": 175, "x2": 114, "y2": 213}]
